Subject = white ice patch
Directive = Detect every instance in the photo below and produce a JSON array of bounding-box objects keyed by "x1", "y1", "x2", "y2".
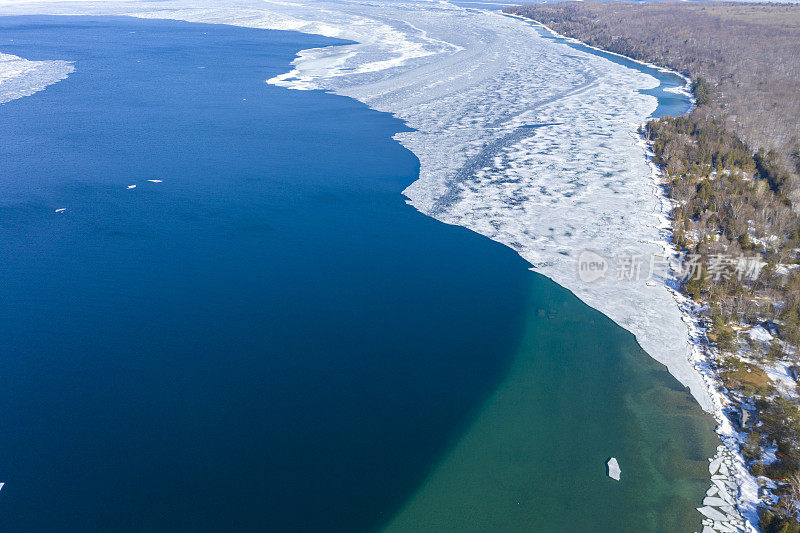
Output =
[
  {"x1": 0, "y1": 52, "x2": 73, "y2": 104},
  {"x1": 130, "y1": 2, "x2": 462, "y2": 91},
  {"x1": 607, "y1": 457, "x2": 621, "y2": 480}
]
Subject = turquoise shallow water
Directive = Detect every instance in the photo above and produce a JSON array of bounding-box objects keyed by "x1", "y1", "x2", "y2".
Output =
[
  {"x1": 0, "y1": 15, "x2": 716, "y2": 532},
  {"x1": 384, "y1": 278, "x2": 718, "y2": 532}
]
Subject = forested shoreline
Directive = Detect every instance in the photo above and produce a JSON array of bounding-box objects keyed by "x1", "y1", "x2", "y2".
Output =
[
  {"x1": 507, "y1": 2, "x2": 800, "y2": 203},
  {"x1": 507, "y1": 2, "x2": 800, "y2": 531}
]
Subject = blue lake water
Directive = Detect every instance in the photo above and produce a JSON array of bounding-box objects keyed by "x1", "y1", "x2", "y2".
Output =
[{"x1": 0, "y1": 16, "x2": 716, "y2": 532}]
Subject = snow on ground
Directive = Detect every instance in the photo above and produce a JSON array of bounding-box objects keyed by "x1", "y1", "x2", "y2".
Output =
[
  {"x1": 748, "y1": 325, "x2": 774, "y2": 343},
  {"x1": 765, "y1": 360, "x2": 799, "y2": 399},
  {"x1": 667, "y1": 272, "x2": 760, "y2": 531}
]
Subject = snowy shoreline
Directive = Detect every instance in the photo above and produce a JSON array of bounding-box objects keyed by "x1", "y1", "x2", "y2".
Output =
[{"x1": 641, "y1": 134, "x2": 759, "y2": 532}]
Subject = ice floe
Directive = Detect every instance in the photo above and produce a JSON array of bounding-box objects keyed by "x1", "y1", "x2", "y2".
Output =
[
  {"x1": 0, "y1": 52, "x2": 73, "y2": 104},
  {"x1": 606, "y1": 457, "x2": 620, "y2": 481}
]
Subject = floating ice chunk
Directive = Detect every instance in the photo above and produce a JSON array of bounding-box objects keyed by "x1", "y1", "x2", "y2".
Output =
[
  {"x1": 703, "y1": 496, "x2": 729, "y2": 507},
  {"x1": 607, "y1": 457, "x2": 620, "y2": 480},
  {"x1": 126, "y1": 185, "x2": 136, "y2": 189},
  {"x1": 712, "y1": 478, "x2": 731, "y2": 495},
  {"x1": 0, "y1": 52, "x2": 73, "y2": 105},
  {"x1": 715, "y1": 521, "x2": 738, "y2": 532},
  {"x1": 54, "y1": 208, "x2": 66, "y2": 213},
  {"x1": 698, "y1": 506, "x2": 729, "y2": 521},
  {"x1": 709, "y1": 456, "x2": 723, "y2": 474},
  {"x1": 147, "y1": 179, "x2": 162, "y2": 183}
]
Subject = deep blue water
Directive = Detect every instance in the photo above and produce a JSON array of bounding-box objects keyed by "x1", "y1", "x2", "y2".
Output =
[{"x1": 0, "y1": 17, "x2": 532, "y2": 531}]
